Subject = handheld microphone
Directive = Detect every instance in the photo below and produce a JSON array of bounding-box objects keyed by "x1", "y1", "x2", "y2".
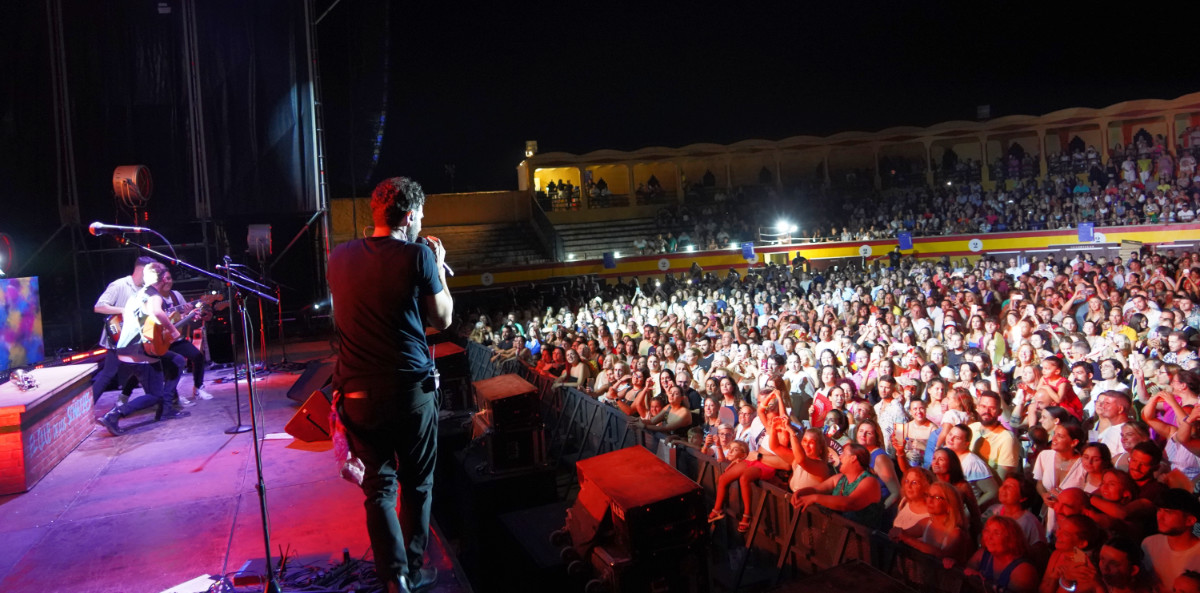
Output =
[
  {"x1": 418, "y1": 235, "x2": 454, "y2": 277},
  {"x1": 89, "y1": 221, "x2": 150, "y2": 236}
]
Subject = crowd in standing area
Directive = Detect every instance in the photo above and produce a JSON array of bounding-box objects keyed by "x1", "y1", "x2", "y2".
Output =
[{"x1": 474, "y1": 242, "x2": 1200, "y2": 593}]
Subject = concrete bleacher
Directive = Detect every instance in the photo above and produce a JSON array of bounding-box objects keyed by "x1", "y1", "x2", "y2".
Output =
[
  {"x1": 556, "y1": 217, "x2": 660, "y2": 261},
  {"x1": 426, "y1": 223, "x2": 550, "y2": 271}
]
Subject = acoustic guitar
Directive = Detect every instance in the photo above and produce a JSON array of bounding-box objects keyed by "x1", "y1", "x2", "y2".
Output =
[
  {"x1": 105, "y1": 293, "x2": 225, "y2": 343},
  {"x1": 137, "y1": 294, "x2": 226, "y2": 356}
]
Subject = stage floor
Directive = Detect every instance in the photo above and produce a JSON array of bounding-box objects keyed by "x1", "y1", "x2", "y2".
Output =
[{"x1": 0, "y1": 341, "x2": 470, "y2": 593}]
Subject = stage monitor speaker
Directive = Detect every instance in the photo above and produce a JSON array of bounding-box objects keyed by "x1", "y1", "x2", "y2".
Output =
[
  {"x1": 284, "y1": 385, "x2": 333, "y2": 442},
  {"x1": 287, "y1": 360, "x2": 334, "y2": 403},
  {"x1": 473, "y1": 374, "x2": 539, "y2": 430},
  {"x1": 569, "y1": 446, "x2": 706, "y2": 561},
  {"x1": 472, "y1": 413, "x2": 545, "y2": 472}
]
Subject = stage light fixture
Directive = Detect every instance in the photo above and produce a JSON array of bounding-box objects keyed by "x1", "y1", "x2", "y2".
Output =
[
  {"x1": 614, "y1": 251, "x2": 621, "y2": 258},
  {"x1": 686, "y1": 245, "x2": 695, "y2": 253},
  {"x1": 567, "y1": 253, "x2": 575, "y2": 261}
]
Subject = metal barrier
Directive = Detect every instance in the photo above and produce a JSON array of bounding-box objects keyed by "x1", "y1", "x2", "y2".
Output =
[{"x1": 464, "y1": 343, "x2": 983, "y2": 592}]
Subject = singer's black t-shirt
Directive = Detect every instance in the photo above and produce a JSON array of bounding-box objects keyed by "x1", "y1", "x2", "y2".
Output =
[{"x1": 328, "y1": 236, "x2": 443, "y2": 393}]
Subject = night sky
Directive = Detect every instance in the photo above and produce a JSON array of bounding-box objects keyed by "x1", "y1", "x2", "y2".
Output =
[{"x1": 362, "y1": 3, "x2": 1194, "y2": 195}]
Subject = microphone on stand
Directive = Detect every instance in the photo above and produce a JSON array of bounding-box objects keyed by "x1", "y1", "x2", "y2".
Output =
[{"x1": 88, "y1": 221, "x2": 150, "y2": 236}]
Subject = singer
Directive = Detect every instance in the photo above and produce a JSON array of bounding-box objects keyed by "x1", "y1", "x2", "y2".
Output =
[{"x1": 327, "y1": 176, "x2": 451, "y2": 593}]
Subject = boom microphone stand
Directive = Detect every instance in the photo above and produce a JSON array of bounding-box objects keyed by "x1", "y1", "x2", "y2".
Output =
[
  {"x1": 91, "y1": 224, "x2": 289, "y2": 593},
  {"x1": 222, "y1": 257, "x2": 252, "y2": 435}
]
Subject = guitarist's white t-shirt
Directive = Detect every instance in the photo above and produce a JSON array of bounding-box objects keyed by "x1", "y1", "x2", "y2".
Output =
[{"x1": 115, "y1": 288, "x2": 158, "y2": 364}]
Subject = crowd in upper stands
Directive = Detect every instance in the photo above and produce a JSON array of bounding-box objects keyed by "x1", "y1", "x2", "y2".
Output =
[
  {"x1": 470, "y1": 233, "x2": 1200, "y2": 593},
  {"x1": 623, "y1": 131, "x2": 1200, "y2": 255}
]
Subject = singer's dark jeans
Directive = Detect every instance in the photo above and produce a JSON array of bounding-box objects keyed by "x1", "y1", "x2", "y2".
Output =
[{"x1": 339, "y1": 379, "x2": 438, "y2": 588}]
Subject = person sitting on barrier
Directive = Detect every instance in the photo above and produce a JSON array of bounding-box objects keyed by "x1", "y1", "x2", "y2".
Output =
[
  {"x1": 708, "y1": 439, "x2": 776, "y2": 533},
  {"x1": 786, "y1": 424, "x2": 834, "y2": 492},
  {"x1": 892, "y1": 480, "x2": 973, "y2": 568},
  {"x1": 964, "y1": 515, "x2": 1040, "y2": 593},
  {"x1": 633, "y1": 384, "x2": 692, "y2": 438},
  {"x1": 891, "y1": 466, "x2": 935, "y2": 531},
  {"x1": 932, "y1": 447, "x2": 984, "y2": 540},
  {"x1": 791, "y1": 442, "x2": 885, "y2": 530}
]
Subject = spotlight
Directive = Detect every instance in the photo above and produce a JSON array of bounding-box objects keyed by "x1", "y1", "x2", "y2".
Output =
[
  {"x1": 789, "y1": 224, "x2": 798, "y2": 233},
  {"x1": 686, "y1": 245, "x2": 695, "y2": 253},
  {"x1": 313, "y1": 303, "x2": 320, "y2": 310},
  {"x1": 567, "y1": 253, "x2": 576, "y2": 261},
  {"x1": 614, "y1": 251, "x2": 621, "y2": 258},
  {"x1": 776, "y1": 220, "x2": 790, "y2": 232}
]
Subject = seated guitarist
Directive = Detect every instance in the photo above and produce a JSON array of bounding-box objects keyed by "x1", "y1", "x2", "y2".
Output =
[
  {"x1": 96, "y1": 262, "x2": 191, "y2": 436},
  {"x1": 161, "y1": 270, "x2": 213, "y2": 405}
]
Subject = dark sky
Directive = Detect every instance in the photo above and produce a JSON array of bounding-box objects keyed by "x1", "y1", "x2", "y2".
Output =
[{"x1": 354, "y1": 2, "x2": 1194, "y2": 195}]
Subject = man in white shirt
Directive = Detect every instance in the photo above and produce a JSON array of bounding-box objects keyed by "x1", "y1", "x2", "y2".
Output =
[
  {"x1": 1092, "y1": 391, "x2": 1131, "y2": 459},
  {"x1": 1142, "y1": 489, "x2": 1200, "y2": 592}
]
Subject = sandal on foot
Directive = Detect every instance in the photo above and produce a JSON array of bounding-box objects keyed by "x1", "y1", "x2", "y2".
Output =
[
  {"x1": 737, "y1": 514, "x2": 752, "y2": 533},
  {"x1": 707, "y1": 509, "x2": 725, "y2": 523}
]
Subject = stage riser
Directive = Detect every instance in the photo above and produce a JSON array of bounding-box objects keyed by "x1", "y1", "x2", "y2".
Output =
[{"x1": 0, "y1": 364, "x2": 97, "y2": 495}]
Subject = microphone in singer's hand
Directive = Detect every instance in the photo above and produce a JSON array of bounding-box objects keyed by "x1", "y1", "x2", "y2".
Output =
[
  {"x1": 89, "y1": 221, "x2": 150, "y2": 236},
  {"x1": 419, "y1": 235, "x2": 454, "y2": 277}
]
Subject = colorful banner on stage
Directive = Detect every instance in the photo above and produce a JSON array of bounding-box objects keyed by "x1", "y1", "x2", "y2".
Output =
[{"x1": 1, "y1": 276, "x2": 45, "y2": 371}]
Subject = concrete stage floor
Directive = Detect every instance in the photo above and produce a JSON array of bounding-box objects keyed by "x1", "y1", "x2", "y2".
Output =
[{"x1": 0, "y1": 340, "x2": 470, "y2": 593}]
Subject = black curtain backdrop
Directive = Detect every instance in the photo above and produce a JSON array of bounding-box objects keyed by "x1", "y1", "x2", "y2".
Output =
[
  {"x1": 0, "y1": 0, "x2": 318, "y2": 241},
  {"x1": 0, "y1": 0, "x2": 357, "y2": 350}
]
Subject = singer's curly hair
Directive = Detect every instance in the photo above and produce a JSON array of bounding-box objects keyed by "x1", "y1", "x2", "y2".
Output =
[{"x1": 371, "y1": 177, "x2": 426, "y2": 228}]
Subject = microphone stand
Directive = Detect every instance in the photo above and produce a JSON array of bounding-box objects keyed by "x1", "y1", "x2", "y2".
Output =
[
  {"x1": 221, "y1": 264, "x2": 276, "y2": 376},
  {"x1": 222, "y1": 257, "x2": 253, "y2": 436},
  {"x1": 97, "y1": 230, "x2": 288, "y2": 593}
]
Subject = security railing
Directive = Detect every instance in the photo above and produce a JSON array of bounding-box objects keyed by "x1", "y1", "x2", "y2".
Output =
[{"x1": 466, "y1": 342, "x2": 985, "y2": 592}]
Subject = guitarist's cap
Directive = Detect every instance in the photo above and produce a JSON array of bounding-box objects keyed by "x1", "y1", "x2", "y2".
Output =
[{"x1": 135, "y1": 256, "x2": 155, "y2": 268}]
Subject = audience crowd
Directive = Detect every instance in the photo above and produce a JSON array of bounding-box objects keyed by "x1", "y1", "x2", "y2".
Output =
[
  {"x1": 472, "y1": 239, "x2": 1200, "y2": 593},
  {"x1": 628, "y1": 133, "x2": 1200, "y2": 255}
]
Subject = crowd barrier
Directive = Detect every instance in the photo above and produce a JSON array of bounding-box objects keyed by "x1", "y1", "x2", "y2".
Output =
[{"x1": 465, "y1": 343, "x2": 985, "y2": 592}]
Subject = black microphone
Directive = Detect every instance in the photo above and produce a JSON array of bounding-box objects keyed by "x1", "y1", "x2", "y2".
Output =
[{"x1": 89, "y1": 221, "x2": 150, "y2": 236}]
